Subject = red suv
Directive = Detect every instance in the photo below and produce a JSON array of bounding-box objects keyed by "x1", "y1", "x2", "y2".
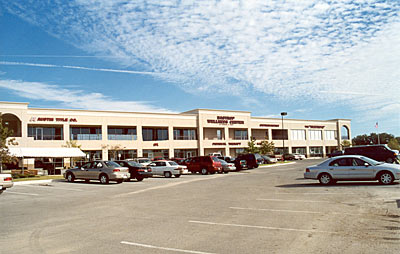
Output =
[{"x1": 187, "y1": 156, "x2": 222, "y2": 175}]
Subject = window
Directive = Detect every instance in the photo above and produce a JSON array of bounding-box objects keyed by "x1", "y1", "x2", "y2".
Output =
[
  {"x1": 309, "y1": 146, "x2": 323, "y2": 157},
  {"x1": 173, "y1": 128, "x2": 197, "y2": 140},
  {"x1": 217, "y1": 129, "x2": 222, "y2": 140},
  {"x1": 234, "y1": 130, "x2": 248, "y2": 140},
  {"x1": 272, "y1": 129, "x2": 288, "y2": 140},
  {"x1": 325, "y1": 130, "x2": 336, "y2": 140},
  {"x1": 142, "y1": 127, "x2": 168, "y2": 141},
  {"x1": 71, "y1": 127, "x2": 101, "y2": 140},
  {"x1": 28, "y1": 125, "x2": 63, "y2": 140},
  {"x1": 309, "y1": 130, "x2": 322, "y2": 140},
  {"x1": 341, "y1": 126, "x2": 350, "y2": 140},
  {"x1": 329, "y1": 158, "x2": 350, "y2": 166},
  {"x1": 108, "y1": 127, "x2": 137, "y2": 140},
  {"x1": 291, "y1": 130, "x2": 306, "y2": 140}
]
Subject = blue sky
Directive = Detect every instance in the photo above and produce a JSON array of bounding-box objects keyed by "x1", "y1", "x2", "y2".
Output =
[{"x1": 0, "y1": 0, "x2": 399, "y2": 137}]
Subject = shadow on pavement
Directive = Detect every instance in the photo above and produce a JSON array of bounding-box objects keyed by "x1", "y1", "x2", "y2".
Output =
[{"x1": 276, "y1": 181, "x2": 399, "y2": 188}]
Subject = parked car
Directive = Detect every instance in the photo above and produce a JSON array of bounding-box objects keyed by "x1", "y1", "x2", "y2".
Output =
[
  {"x1": 304, "y1": 155, "x2": 400, "y2": 185},
  {"x1": 187, "y1": 156, "x2": 222, "y2": 175},
  {"x1": 0, "y1": 173, "x2": 13, "y2": 194},
  {"x1": 344, "y1": 145, "x2": 399, "y2": 163},
  {"x1": 114, "y1": 160, "x2": 152, "y2": 181},
  {"x1": 235, "y1": 153, "x2": 260, "y2": 170},
  {"x1": 283, "y1": 154, "x2": 296, "y2": 160},
  {"x1": 261, "y1": 155, "x2": 278, "y2": 164},
  {"x1": 152, "y1": 156, "x2": 166, "y2": 161},
  {"x1": 170, "y1": 158, "x2": 187, "y2": 165},
  {"x1": 133, "y1": 158, "x2": 152, "y2": 166},
  {"x1": 147, "y1": 160, "x2": 186, "y2": 178},
  {"x1": 216, "y1": 158, "x2": 235, "y2": 173},
  {"x1": 328, "y1": 150, "x2": 344, "y2": 158},
  {"x1": 64, "y1": 160, "x2": 130, "y2": 184},
  {"x1": 294, "y1": 153, "x2": 306, "y2": 160},
  {"x1": 217, "y1": 156, "x2": 234, "y2": 163}
]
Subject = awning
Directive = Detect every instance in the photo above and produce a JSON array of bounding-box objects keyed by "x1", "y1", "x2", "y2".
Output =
[{"x1": 8, "y1": 148, "x2": 86, "y2": 158}]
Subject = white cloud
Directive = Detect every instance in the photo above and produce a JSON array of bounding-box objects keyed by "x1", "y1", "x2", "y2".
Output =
[
  {"x1": 1, "y1": 0, "x2": 399, "y2": 127},
  {"x1": 0, "y1": 79, "x2": 174, "y2": 113}
]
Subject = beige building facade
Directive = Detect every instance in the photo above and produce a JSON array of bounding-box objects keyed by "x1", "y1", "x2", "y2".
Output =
[{"x1": 1, "y1": 101, "x2": 351, "y2": 169}]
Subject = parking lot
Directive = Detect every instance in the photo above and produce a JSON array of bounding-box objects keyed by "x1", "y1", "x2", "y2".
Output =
[{"x1": 1, "y1": 159, "x2": 399, "y2": 254}]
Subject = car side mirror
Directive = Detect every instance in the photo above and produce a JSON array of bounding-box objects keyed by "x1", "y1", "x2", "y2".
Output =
[{"x1": 364, "y1": 163, "x2": 369, "y2": 167}]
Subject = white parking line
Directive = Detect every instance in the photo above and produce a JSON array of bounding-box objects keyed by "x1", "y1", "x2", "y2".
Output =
[
  {"x1": 120, "y1": 241, "x2": 216, "y2": 254},
  {"x1": 5, "y1": 191, "x2": 39, "y2": 196},
  {"x1": 20, "y1": 185, "x2": 83, "y2": 191},
  {"x1": 275, "y1": 192, "x2": 355, "y2": 195},
  {"x1": 229, "y1": 207, "x2": 358, "y2": 216},
  {"x1": 257, "y1": 198, "x2": 330, "y2": 203},
  {"x1": 189, "y1": 220, "x2": 337, "y2": 234}
]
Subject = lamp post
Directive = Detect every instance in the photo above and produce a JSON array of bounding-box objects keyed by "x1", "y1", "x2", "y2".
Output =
[{"x1": 281, "y1": 112, "x2": 287, "y2": 157}]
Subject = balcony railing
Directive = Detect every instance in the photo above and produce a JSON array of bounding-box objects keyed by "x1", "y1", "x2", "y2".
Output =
[
  {"x1": 30, "y1": 135, "x2": 63, "y2": 140},
  {"x1": 108, "y1": 134, "x2": 137, "y2": 140},
  {"x1": 71, "y1": 134, "x2": 102, "y2": 140}
]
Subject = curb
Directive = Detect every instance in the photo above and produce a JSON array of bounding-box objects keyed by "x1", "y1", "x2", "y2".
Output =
[{"x1": 13, "y1": 179, "x2": 63, "y2": 185}]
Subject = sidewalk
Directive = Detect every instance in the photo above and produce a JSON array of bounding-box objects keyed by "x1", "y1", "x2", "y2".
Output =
[{"x1": 13, "y1": 177, "x2": 65, "y2": 186}]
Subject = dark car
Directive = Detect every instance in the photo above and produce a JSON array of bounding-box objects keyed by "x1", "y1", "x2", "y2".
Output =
[
  {"x1": 114, "y1": 160, "x2": 152, "y2": 181},
  {"x1": 328, "y1": 150, "x2": 344, "y2": 158},
  {"x1": 344, "y1": 145, "x2": 399, "y2": 163},
  {"x1": 187, "y1": 156, "x2": 222, "y2": 175},
  {"x1": 235, "y1": 153, "x2": 260, "y2": 170},
  {"x1": 283, "y1": 154, "x2": 296, "y2": 160},
  {"x1": 170, "y1": 158, "x2": 187, "y2": 165}
]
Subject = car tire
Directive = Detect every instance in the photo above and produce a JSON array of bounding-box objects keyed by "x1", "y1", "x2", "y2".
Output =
[
  {"x1": 201, "y1": 168, "x2": 208, "y2": 175},
  {"x1": 136, "y1": 176, "x2": 144, "y2": 181},
  {"x1": 174, "y1": 174, "x2": 181, "y2": 178},
  {"x1": 378, "y1": 171, "x2": 394, "y2": 185},
  {"x1": 318, "y1": 173, "x2": 334, "y2": 185},
  {"x1": 164, "y1": 171, "x2": 172, "y2": 178},
  {"x1": 386, "y1": 158, "x2": 394, "y2": 163},
  {"x1": 66, "y1": 173, "x2": 75, "y2": 182},
  {"x1": 99, "y1": 174, "x2": 109, "y2": 184}
]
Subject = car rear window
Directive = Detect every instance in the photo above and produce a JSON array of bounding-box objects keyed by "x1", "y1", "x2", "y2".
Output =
[{"x1": 104, "y1": 161, "x2": 121, "y2": 167}]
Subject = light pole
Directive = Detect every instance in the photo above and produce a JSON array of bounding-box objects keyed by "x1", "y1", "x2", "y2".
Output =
[{"x1": 281, "y1": 112, "x2": 287, "y2": 157}]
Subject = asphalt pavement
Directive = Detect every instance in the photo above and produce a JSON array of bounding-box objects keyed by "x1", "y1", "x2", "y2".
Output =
[{"x1": 1, "y1": 160, "x2": 399, "y2": 254}]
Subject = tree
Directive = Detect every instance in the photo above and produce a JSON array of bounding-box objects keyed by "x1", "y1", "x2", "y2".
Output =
[
  {"x1": 259, "y1": 140, "x2": 275, "y2": 155},
  {"x1": 352, "y1": 133, "x2": 395, "y2": 146},
  {"x1": 102, "y1": 144, "x2": 125, "y2": 160},
  {"x1": 244, "y1": 137, "x2": 259, "y2": 154},
  {"x1": 0, "y1": 113, "x2": 18, "y2": 173},
  {"x1": 340, "y1": 140, "x2": 351, "y2": 149},
  {"x1": 387, "y1": 138, "x2": 400, "y2": 151},
  {"x1": 62, "y1": 140, "x2": 82, "y2": 168}
]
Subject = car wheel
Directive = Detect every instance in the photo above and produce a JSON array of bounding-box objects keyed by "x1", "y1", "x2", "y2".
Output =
[
  {"x1": 201, "y1": 168, "x2": 208, "y2": 175},
  {"x1": 99, "y1": 174, "x2": 109, "y2": 184},
  {"x1": 318, "y1": 173, "x2": 333, "y2": 185},
  {"x1": 66, "y1": 173, "x2": 75, "y2": 182},
  {"x1": 136, "y1": 176, "x2": 144, "y2": 181},
  {"x1": 378, "y1": 171, "x2": 394, "y2": 185},
  {"x1": 386, "y1": 158, "x2": 394, "y2": 163},
  {"x1": 164, "y1": 171, "x2": 172, "y2": 178},
  {"x1": 174, "y1": 174, "x2": 181, "y2": 178}
]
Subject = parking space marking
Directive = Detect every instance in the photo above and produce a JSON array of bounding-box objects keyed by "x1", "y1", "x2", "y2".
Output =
[
  {"x1": 189, "y1": 220, "x2": 338, "y2": 234},
  {"x1": 120, "y1": 241, "x2": 216, "y2": 254},
  {"x1": 257, "y1": 198, "x2": 330, "y2": 203},
  {"x1": 20, "y1": 184, "x2": 84, "y2": 191},
  {"x1": 229, "y1": 207, "x2": 358, "y2": 216},
  {"x1": 5, "y1": 191, "x2": 39, "y2": 196}
]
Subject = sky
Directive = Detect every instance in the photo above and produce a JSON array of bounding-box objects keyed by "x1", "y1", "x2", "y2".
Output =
[{"x1": 0, "y1": 0, "x2": 399, "y2": 137}]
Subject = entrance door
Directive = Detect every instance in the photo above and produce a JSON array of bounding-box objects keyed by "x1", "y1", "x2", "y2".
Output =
[{"x1": 36, "y1": 128, "x2": 43, "y2": 140}]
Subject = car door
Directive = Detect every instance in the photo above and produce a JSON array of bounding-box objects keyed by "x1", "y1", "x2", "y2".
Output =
[
  {"x1": 328, "y1": 158, "x2": 352, "y2": 179},
  {"x1": 346, "y1": 158, "x2": 375, "y2": 179},
  {"x1": 155, "y1": 161, "x2": 168, "y2": 175},
  {"x1": 77, "y1": 162, "x2": 92, "y2": 178},
  {"x1": 89, "y1": 161, "x2": 105, "y2": 179}
]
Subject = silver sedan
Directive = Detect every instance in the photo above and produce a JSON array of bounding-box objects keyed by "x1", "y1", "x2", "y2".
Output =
[
  {"x1": 304, "y1": 155, "x2": 400, "y2": 185},
  {"x1": 64, "y1": 161, "x2": 130, "y2": 184}
]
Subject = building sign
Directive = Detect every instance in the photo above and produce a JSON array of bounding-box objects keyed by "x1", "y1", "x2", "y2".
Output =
[
  {"x1": 228, "y1": 142, "x2": 241, "y2": 145},
  {"x1": 207, "y1": 116, "x2": 244, "y2": 125},
  {"x1": 29, "y1": 117, "x2": 77, "y2": 122},
  {"x1": 305, "y1": 125, "x2": 325, "y2": 129},
  {"x1": 212, "y1": 142, "x2": 226, "y2": 146},
  {"x1": 259, "y1": 124, "x2": 279, "y2": 127}
]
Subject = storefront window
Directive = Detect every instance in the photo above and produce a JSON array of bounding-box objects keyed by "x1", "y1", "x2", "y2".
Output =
[
  {"x1": 28, "y1": 125, "x2": 63, "y2": 140},
  {"x1": 70, "y1": 127, "x2": 101, "y2": 140},
  {"x1": 272, "y1": 129, "x2": 288, "y2": 140},
  {"x1": 142, "y1": 127, "x2": 169, "y2": 141},
  {"x1": 234, "y1": 130, "x2": 248, "y2": 140},
  {"x1": 108, "y1": 127, "x2": 137, "y2": 140}
]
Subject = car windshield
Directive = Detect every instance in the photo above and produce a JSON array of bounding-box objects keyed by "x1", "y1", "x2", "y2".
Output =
[
  {"x1": 169, "y1": 161, "x2": 178, "y2": 166},
  {"x1": 360, "y1": 156, "x2": 383, "y2": 166},
  {"x1": 104, "y1": 161, "x2": 121, "y2": 167},
  {"x1": 127, "y1": 161, "x2": 141, "y2": 167}
]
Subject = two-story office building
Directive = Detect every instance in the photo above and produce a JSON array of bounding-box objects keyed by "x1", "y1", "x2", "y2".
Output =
[{"x1": 1, "y1": 101, "x2": 351, "y2": 170}]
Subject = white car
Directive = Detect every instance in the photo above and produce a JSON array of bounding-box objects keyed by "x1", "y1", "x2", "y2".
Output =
[
  {"x1": 0, "y1": 173, "x2": 13, "y2": 194},
  {"x1": 294, "y1": 154, "x2": 306, "y2": 160},
  {"x1": 304, "y1": 155, "x2": 400, "y2": 185},
  {"x1": 147, "y1": 160, "x2": 185, "y2": 178}
]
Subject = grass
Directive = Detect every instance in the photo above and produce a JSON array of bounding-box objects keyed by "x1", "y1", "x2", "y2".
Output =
[{"x1": 13, "y1": 175, "x2": 65, "y2": 182}]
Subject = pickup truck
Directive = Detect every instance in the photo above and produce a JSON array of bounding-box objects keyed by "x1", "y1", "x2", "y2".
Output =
[{"x1": 0, "y1": 173, "x2": 13, "y2": 194}]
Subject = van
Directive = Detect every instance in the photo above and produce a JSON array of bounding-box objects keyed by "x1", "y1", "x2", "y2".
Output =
[
  {"x1": 344, "y1": 145, "x2": 399, "y2": 163},
  {"x1": 187, "y1": 156, "x2": 222, "y2": 175}
]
